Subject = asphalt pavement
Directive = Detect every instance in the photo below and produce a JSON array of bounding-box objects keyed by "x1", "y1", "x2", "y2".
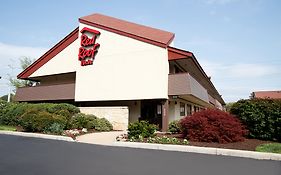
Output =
[{"x1": 0, "y1": 134, "x2": 280, "y2": 175}]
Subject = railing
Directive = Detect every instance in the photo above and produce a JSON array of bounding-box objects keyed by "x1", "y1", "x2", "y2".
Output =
[
  {"x1": 15, "y1": 83, "x2": 75, "y2": 102},
  {"x1": 168, "y1": 73, "x2": 209, "y2": 103}
]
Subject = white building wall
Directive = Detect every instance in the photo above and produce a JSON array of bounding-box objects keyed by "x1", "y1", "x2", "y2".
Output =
[
  {"x1": 30, "y1": 39, "x2": 80, "y2": 77},
  {"x1": 75, "y1": 23, "x2": 169, "y2": 101}
]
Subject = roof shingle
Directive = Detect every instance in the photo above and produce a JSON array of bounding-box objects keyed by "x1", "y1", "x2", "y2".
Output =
[{"x1": 79, "y1": 13, "x2": 175, "y2": 47}]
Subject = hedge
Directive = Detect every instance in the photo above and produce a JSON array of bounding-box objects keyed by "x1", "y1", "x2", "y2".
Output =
[
  {"x1": 0, "y1": 101, "x2": 113, "y2": 133},
  {"x1": 230, "y1": 99, "x2": 281, "y2": 141}
]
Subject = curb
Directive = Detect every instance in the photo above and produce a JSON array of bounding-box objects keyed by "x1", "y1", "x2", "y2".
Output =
[
  {"x1": 0, "y1": 131, "x2": 74, "y2": 142},
  {"x1": 112, "y1": 141, "x2": 281, "y2": 161}
]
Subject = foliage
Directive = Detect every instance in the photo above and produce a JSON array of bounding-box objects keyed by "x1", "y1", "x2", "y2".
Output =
[
  {"x1": 129, "y1": 135, "x2": 189, "y2": 145},
  {"x1": 230, "y1": 99, "x2": 281, "y2": 141},
  {"x1": 9, "y1": 57, "x2": 36, "y2": 90},
  {"x1": 256, "y1": 143, "x2": 281, "y2": 154},
  {"x1": 21, "y1": 108, "x2": 67, "y2": 132},
  {"x1": 147, "y1": 136, "x2": 189, "y2": 145},
  {"x1": 0, "y1": 94, "x2": 15, "y2": 102},
  {"x1": 44, "y1": 123, "x2": 64, "y2": 135},
  {"x1": 0, "y1": 102, "x2": 79, "y2": 129},
  {"x1": 94, "y1": 117, "x2": 113, "y2": 131},
  {"x1": 168, "y1": 120, "x2": 181, "y2": 134},
  {"x1": 0, "y1": 125, "x2": 17, "y2": 131},
  {"x1": 180, "y1": 109, "x2": 247, "y2": 143},
  {"x1": 0, "y1": 101, "x2": 112, "y2": 133},
  {"x1": 70, "y1": 113, "x2": 113, "y2": 131},
  {"x1": 225, "y1": 102, "x2": 235, "y2": 112},
  {"x1": 128, "y1": 120, "x2": 157, "y2": 139},
  {"x1": 70, "y1": 113, "x2": 94, "y2": 129},
  {"x1": 0, "y1": 102, "x2": 30, "y2": 126}
]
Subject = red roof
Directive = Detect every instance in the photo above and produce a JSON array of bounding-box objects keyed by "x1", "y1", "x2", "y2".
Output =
[
  {"x1": 168, "y1": 46, "x2": 193, "y2": 60},
  {"x1": 79, "y1": 13, "x2": 175, "y2": 48},
  {"x1": 254, "y1": 91, "x2": 281, "y2": 99}
]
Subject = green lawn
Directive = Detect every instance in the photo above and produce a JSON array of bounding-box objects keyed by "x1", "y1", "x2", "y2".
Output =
[
  {"x1": 256, "y1": 143, "x2": 281, "y2": 154},
  {"x1": 0, "y1": 125, "x2": 17, "y2": 131}
]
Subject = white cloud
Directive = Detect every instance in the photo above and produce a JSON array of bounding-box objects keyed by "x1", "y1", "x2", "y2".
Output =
[
  {"x1": 199, "y1": 60, "x2": 280, "y2": 102},
  {"x1": 200, "y1": 60, "x2": 278, "y2": 78},
  {"x1": 0, "y1": 42, "x2": 47, "y2": 61}
]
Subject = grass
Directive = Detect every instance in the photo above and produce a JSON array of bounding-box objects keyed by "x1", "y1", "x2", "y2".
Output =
[
  {"x1": 256, "y1": 143, "x2": 281, "y2": 154},
  {"x1": 0, "y1": 125, "x2": 17, "y2": 131}
]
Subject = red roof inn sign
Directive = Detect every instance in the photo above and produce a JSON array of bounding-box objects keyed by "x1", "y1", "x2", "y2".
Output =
[{"x1": 78, "y1": 27, "x2": 100, "y2": 66}]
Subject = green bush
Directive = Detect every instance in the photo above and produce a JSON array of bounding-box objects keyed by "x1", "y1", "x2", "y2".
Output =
[
  {"x1": 94, "y1": 118, "x2": 113, "y2": 131},
  {"x1": 0, "y1": 102, "x2": 79, "y2": 129},
  {"x1": 70, "y1": 113, "x2": 113, "y2": 131},
  {"x1": 21, "y1": 108, "x2": 67, "y2": 132},
  {"x1": 128, "y1": 120, "x2": 157, "y2": 139},
  {"x1": 44, "y1": 123, "x2": 64, "y2": 135},
  {"x1": 70, "y1": 113, "x2": 92, "y2": 129},
  {"x1": 230, "y1": 99, "x2": 281, "y2": 141},
  {"x1": 168, "y1": 120, "x2": 181, "y2": 134},
  {"x1": 0, "y1": 102, "x2": 30, "y2": 126}
]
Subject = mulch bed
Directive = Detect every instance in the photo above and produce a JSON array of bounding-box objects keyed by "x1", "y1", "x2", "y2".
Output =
[{"x1": 155, "y1": 133, "x2": 274, "y2": 151}]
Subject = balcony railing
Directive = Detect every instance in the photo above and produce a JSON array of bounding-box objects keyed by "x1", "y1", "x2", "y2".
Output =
[
  {"x1": 15, "y1": 83, "x2": 75, "y2": 102},
  {"x1": 168, "y1": 73, "x2": 209, "y2": 103}
]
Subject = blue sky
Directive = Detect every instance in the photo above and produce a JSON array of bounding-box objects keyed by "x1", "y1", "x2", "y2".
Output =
[{"x1": 0, "y1": 0, "x2": 280, "y2": 102}]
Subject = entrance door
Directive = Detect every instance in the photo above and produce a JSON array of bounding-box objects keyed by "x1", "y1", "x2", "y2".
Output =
[{"x1": 140, "y1": 100, "x2": 162, "y2": 129}]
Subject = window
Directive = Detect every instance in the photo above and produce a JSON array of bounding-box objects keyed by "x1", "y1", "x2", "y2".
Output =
[
  {"x1": 180, "y1": 102, "x2": 185, "y2": 116},
  {"x1": 157, "y1": 104, "x2": 162, "y2": 115},
  {"x1": 186, "y1": 104, "x2": 192, "y2": 115}
]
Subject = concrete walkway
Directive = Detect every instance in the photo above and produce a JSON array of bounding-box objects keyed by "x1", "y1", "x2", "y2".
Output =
[{"x1": 76, "y1": 131, "x2": 126, "y2": 145}]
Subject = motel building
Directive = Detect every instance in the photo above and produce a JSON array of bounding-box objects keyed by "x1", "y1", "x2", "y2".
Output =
[{"x1": 15, "y1": 13, "x2": 225, "y2": 131}]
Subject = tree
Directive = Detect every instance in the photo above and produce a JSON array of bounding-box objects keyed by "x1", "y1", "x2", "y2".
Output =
[{"x1": 9, "y1": 57, "x2": 35, "y2": 91}]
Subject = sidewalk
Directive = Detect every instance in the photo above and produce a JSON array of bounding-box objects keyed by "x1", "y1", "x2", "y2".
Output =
[{"x1": 76, "y1": 131, "x2": 126, "y2": 145}]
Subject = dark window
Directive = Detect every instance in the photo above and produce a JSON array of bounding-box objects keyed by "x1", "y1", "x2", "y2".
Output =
[
  {"x1": 157, "y1": 104, "x2": 162, "y2": 115},
  {"x1": 186, "y1": 104, "x2": 192, "y2": 115},
  {"x1": 180, "y1": 102, "x2": 185, "y2": 116}
]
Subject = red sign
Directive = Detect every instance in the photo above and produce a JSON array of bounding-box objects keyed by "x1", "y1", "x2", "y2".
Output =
[{"x1": 78, "y1": 27, "x2": 100, "y2": 66}]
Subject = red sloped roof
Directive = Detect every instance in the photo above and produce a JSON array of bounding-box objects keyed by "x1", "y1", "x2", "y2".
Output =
[
  {"x1": 254, "y1": 91, "x2": 281, "y2": 99},
  {"x1": 168, "y1": 46, "x2": 193, "y2": 60},
  {"x1": 79, "y1": 13, "x2": 175, "y2": 48}
]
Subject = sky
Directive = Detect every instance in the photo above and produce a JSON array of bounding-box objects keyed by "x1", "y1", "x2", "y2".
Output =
[{"x1": 0, "y1": 0, "x2": 280, "y2": 103}]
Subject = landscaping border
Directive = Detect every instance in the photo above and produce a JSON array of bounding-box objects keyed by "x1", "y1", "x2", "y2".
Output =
[
  {"x1": 0, "y1": 131, "x2": 74, "y2": 142},
  {"x1": 113, "y1": 141, "x2": 281, "y2": 161}
]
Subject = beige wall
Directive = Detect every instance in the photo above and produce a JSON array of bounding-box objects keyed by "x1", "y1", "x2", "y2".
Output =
[
  {"x1": 168, "y1": 98, "x2": 204, "y2": 123},
  {"x1": 30, "y1": 40, "x2": 79, "y2": 77},
  {"x1": 79, "y1": 107, "x2": 129, "y2": 131},
  {"x1": 75, "y1": 23, "x2": 169, "y2": 101}
]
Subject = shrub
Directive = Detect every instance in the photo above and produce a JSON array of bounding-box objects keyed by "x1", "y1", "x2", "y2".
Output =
[
  {"x1": 230, "y1": 99, "x2": 281, "y2": 141},
  {"x1": 21, "y1": 108, "x2": 67, "y2": 132},
  {"x1": 0, "y1": 102, "x2": 79, "y2": 129},
  {"x1": 180, "y1": 109, "x2": 247, "y2": 143},
  {"x1": 94, "y1": 118, "x2": 113, "y2": 131},
  {"x1": 128, "y1": 120, "x2": 157, "y2": 139},
  {"x1": 0, "y1": 102, "x2": 30, "y2": 126},
  {"x1": 44, "y1": 123, "x2": 64, "y2": 135},
  {"x1": 70, "y1": 113, "x2": 113, "y2": 131},
  {"x1": 70, "y1": 113, "x2": 92, "y2": 129},
  {"x1": 168, "y1": 120, "x2": 181, "y2": 134}
]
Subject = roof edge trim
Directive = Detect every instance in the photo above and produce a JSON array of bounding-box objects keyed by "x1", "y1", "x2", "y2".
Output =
[{"x1": 79, "y1": 18, "x2": 173, "y2": 48}]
